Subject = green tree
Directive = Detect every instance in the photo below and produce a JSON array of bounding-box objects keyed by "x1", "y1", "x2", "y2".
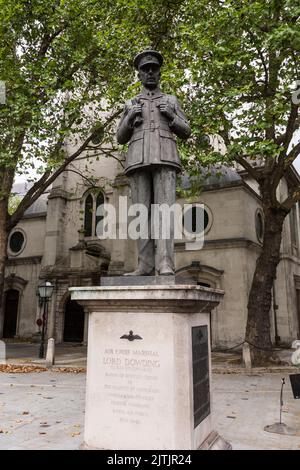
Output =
[
  {"x1": 0, "y1": 0, "x2": 183, "y2": 329},
  {"x1": 172, "y1": 0, "x2": 300, "y2": 364},
  {"x1": 8, "y1": 194, "x2": 22, "y2": 215}
]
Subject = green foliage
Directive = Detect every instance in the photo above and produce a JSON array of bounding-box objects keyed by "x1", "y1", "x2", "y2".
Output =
[
  {"x1": 166, "y1": 0, "x2": 300, "y2": 178},
  {"x1": 1, "y1": 0, "x2": 299, "y2": 206},
  {"x1": 8, "y1": 193, "x2": 22, "y2": 214},
  {"x1": 0, "y1": 0, "x2": 184, "y2": 194}
]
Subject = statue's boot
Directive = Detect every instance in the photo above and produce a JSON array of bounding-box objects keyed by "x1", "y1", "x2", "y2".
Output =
[{"x1": 158, "y1": 264, "x2": 174, "y2": 276}]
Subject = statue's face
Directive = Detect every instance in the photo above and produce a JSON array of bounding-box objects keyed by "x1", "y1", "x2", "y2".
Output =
[{"x1": 138, "y1": 63, "x2": 160, "y2": 90}]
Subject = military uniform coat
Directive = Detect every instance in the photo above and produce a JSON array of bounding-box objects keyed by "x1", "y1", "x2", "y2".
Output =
[{"x1": 116, "y1": 87, "x2": 191, "y2": 174}]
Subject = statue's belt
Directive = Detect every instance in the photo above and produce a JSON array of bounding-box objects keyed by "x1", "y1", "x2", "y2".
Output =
[{"x1": 133, "y1": 125, "x2": 171, "y2": 132}]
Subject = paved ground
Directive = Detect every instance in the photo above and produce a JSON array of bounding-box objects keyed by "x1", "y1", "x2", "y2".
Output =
[
  {"x1": 0, "y1": 368, "x2": 300, "y2": 450},
  {"x1": 0, "y1": 371, "x2": 85, "y2": 450},
  {"x1": 212, "y1": 372, "x2": 300, "y2": 450},
  {"x1": 0, "y1": 342, "x2": 300, "y2": 450},
  {"x1": 1, "y1": 342, "x2": 87, "y2": 367}
]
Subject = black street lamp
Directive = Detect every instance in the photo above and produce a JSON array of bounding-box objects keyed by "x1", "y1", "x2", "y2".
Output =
[{"x1": 36, "y1": 280, "x2": 54, "y2": 359}]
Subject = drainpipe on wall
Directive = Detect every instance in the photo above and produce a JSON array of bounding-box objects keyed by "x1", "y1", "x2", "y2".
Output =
[{"x1": 272, "y1": 280, "x2": 280, "y2": 346}]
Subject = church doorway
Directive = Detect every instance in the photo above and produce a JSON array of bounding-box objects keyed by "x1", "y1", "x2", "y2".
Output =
[
  {"x1": 3, "y1": 289, "x2": 19, "y2": 338},
  {"x1": 63, "y1": 297, "x2": 85, "y2": 342}
]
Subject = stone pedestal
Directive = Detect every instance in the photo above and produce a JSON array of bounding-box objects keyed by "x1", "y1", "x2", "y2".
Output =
[{"x1": 70, "y1": 285, "x2": 230, "y2": 450}]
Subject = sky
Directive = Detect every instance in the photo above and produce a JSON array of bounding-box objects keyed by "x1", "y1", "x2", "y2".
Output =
[
  {"x1": 13, "y1": 129, "x2": 300, "y2": 186},
  {"x1": 290, "y1": 130, "x2": 300, "y2": 174},
  {"x1": 14, "y1": 149, "x2": 300, "y2": 186}
]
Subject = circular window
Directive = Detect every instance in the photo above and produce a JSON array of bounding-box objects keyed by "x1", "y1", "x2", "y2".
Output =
[
  {"x1": 9, "y1": 230, "x2": 25, "y2": 255},
  {"x1": 183, "y1": 204, "x2": 211, "y2": 237},
  {"x1": 255, "y1": 210, "x2": 264, "y2": 242}
]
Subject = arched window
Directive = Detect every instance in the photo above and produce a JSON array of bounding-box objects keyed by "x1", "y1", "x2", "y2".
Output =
[
  {"x1": 255, "y1": 209, "x2": 264, "y2": 243},
  {"x1": 83, "y1": 190, "x2": 105, "y2": 237},
  {"x1": 84, "y1": 194, "x2": 93, "y2": 237},
  {"x1": 95, "y1": 192, "x2": 104, "y2": 232}
]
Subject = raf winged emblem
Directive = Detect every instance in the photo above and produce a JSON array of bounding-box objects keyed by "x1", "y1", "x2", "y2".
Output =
[{"x1": 120, "y1": 330, "x2": 143, "y2": 342}]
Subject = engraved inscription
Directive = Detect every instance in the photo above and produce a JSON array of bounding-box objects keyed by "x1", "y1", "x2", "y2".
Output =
[
  {"x1": 192, "y1": 325, "x2": 210, "y2": 428},
  {"x1": 102, "y1": 347, "x2": 160, "y2": 425}
]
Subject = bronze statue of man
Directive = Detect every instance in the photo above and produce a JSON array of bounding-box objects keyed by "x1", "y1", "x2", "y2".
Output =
[{"x1": 117, "y1": 50, "x2": 191, "y2": 276}]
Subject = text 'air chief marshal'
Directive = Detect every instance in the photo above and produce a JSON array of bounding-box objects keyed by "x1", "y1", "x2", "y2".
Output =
[{"x1": 117, "y1": 50, "x2": 191, "y2": 276}]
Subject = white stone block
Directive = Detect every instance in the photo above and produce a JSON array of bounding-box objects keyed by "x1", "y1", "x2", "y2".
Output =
[
  {"x1": 46, "y1": 338, "x2": 55, "y2": 366},
  {"x1": 0, "y1": 340, "x2": 6, "y2": 365},
  {"x1": 70, "y1": 285, "x2": 226, "y2": 450}
]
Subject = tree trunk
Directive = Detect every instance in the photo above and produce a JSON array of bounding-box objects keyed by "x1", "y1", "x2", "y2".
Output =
[
  {"x1": 0, "y1": 167, "x2": 14, "y2": 337},
  {"x1": 245, "y1": 206, "x2": 287, "y2": 365},
  {"x1": 0, "y1": 200, "x2": 8, "y2": 337}
]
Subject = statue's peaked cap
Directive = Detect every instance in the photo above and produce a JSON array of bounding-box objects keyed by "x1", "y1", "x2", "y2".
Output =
[{"x1": 133, "y1": 50, "x2": 163, "y2": 70}]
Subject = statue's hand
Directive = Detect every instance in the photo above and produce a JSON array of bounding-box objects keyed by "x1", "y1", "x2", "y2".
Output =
[
  {"x1": 128, "y1": 104, "x2": 143, "y2": 125},
  {"x1": 158, "y1": 101, "x2": 175, "y2": 121}
]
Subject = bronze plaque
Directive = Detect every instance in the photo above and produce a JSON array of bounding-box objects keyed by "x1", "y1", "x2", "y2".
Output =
[
  {"x1": 192, "y1": 326, "x2": 210, "y2": 428},
  {"x1": 290, "y1": 374, "x2": 300, "y2": 399}
]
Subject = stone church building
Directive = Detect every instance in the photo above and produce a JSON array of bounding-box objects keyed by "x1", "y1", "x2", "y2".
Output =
[{"x1": 2, "y1": 143, "x2": 300, "y2": 349}]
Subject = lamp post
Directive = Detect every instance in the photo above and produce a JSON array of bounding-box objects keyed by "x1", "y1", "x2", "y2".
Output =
[{"x1": 37, "y1": 281, "x2": 54, "y2": 359}]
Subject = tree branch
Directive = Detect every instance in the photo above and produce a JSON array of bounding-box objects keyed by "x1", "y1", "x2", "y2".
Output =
[
  {"x1": 235, "y1": 156, "x2": 260, "y2": 182},
  {"x1": 96, "y1": 149, "x2": 125, "y2": 168},
  {"x1": 271, "y1": 101, "x2": 299, "y2": 192},
  {"x1": 283, "y1": 101, "x2": 299, "y2": 153},
  {"x1": 284, "y1": 140, "x2": 300, "y2": 169},
  {"x1": 63, "y1": 168, "x2": 98, "y2": 188},
  {"x1": 38, "y1": 24, "x2": 68, "y2": 58},
  {"x1": 7, "y1": 110, "x2": 121, "y2": 230},
  {"x1": 282, "y1": 188, "x2": 300, "y2": 212}
]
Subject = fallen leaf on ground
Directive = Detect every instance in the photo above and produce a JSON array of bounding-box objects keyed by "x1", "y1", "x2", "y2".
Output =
[
  {"x1": 71, "y1": 432, "x2": 81, "y2": 437},
  {"x1": 52, "y1": 367, "x2": 86, "y2": 373},
  {"x1": 0, "y1": 364, "x2": 46, "y2": 373}
]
